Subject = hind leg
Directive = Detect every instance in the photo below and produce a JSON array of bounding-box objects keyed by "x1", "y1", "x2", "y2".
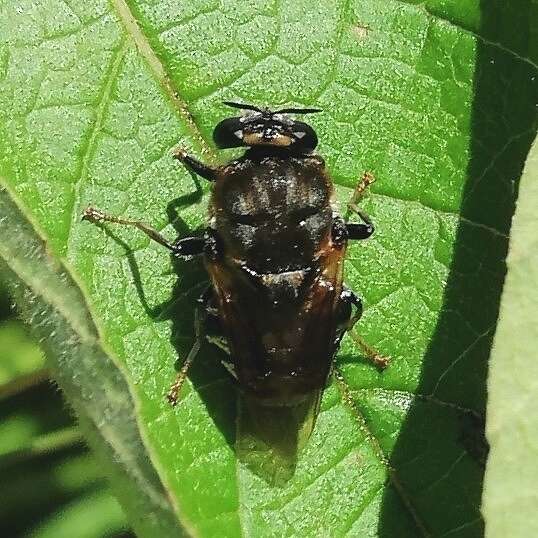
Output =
[
  {"x1": 167, "y1": 286, "x2": 234, "y2": 405},
  {"x1": 166, "y1": 303, "x2": 206, "y2": 406}
]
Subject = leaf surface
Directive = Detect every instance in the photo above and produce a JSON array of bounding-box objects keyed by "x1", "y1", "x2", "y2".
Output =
[{"x1": 0, "y1": 0, "x2": 536, "y2": 536}]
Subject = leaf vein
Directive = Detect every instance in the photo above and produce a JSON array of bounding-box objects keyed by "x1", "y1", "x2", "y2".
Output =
[
  {"x1": 420, "y1": 451, "x2": 466, "y2": 495},
  {"x1": 438, "y1": 517, "x2": 483, "y2": 537},
  {"x1": 341, "y1": 483, "x2": 384, "y2": 537},
  {"x1": 430, "y1": 323, "x2": 495, "y2": 397},
  {"x1": 348, "y1": 387, "x2": 483, "y2": 420},
  {"x1": 394, "y1": 0, "x2": 538, "y2": 70},
  {"x1": 261, "y1": 440, "x2": 364, "y2": 512},
  {"x1": 65, "y1": 38, "x2": 129, "y2": 256},
  {"x1": 110, "y1": 0, "x2": 216, "y2": 159}
]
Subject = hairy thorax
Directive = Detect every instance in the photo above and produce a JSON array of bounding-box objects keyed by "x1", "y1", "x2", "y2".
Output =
[{"x1": 211, "y1": 153, "x2": 334, "y2": 274}]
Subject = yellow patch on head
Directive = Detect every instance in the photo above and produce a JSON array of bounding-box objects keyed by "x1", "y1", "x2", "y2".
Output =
[{"x1": 243, "y1": 133, "x2": 293, "y2": 147}]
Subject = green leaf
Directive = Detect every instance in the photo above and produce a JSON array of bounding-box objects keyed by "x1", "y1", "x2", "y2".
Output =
[
  {"x1": 0, "y1": 447, "x2": 126, "y2": 536},
  {"x1": 0, "y1": 1, "x2": 536, "y2": 536},
  {"x1": 482, "y1": 137, "x2": 538, "y2": 537}
]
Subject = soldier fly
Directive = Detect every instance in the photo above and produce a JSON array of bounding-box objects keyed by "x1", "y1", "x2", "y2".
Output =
[{"x1": 83, "y1": 101, "x2": 386, "y2": 448}]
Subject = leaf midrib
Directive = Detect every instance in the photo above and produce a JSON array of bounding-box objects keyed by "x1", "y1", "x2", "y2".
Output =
[{"x1": 111, "y1": 0, "x2": 217, "y2": 159}]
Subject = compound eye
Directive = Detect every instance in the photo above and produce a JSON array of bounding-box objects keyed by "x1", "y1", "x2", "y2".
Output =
[
  {"x1": 213, "y1": 117, "x2": 245, "y2": 148},
  {"x1": 292, "y1": 121, "x2": 318, "y2": 150}
]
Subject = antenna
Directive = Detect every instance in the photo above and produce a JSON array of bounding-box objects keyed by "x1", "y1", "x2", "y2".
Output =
[
  {"x1": 223, "y1": 101, "x2": 263, "y2": 113},
  {"x1": 223, "y1": 101, "x2": 322, "y2": 115},
  {"x1": 274, "y1": 107, "x2": 322, "y2": 115}
]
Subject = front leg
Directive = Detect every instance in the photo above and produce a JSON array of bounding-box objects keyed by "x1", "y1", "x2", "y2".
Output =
[{"x1": 173, "y1": 148, "x2": 217, "y2": 182}]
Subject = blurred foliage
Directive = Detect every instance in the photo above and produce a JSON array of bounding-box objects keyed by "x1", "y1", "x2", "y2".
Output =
[
  {"x1": 0, "y1": 280, "x2": 132, "y2": 538},
  {"x1": 483, "y1": 140, "x2": 538, "y2": 537}
]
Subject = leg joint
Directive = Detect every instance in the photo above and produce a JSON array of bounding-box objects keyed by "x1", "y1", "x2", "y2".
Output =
[{"x1": 346, "y1": 222, "x2": 374, "y2": 240}]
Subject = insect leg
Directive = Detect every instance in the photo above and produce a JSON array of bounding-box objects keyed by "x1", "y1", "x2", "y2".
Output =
[
  {"x1": 82, "y1": 207, "x2": 207, "y2": 258},
  {"x1": 347, "y1": 171, "x2": 375, "y2": 212},
  {"x1": 332, "y1": 214, "x2": 373, "y2": 242},
  {"x1": 346, "y1": 213, "x2": 374, "y2": 240},
  {"x1": 167, "y1": 302, "x2": 206, "y2": 406},
  {"x1": 340, "y1": 287, "x2": 390, "y2": 369},
  {"x1": 345, "y1": 171, "x2": 375, "y2": 240},
  {"x1": 172, "y1": 236, "x2": 206, "y2": 256},
  {"x1": 173, "y1": 148, "x2": 217, "y2": 182},
  {"x1": 341, "y1": 288, "x2": 363, "y2": 329}
]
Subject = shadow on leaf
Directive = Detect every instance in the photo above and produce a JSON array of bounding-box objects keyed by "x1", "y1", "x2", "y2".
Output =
[{"x1": 378, "y1": 2, "x2": 537, "y2": 536}]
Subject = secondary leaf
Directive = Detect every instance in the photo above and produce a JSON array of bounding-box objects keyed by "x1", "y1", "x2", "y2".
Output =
[
  {"x1": 0, "y1": 282, "x2": 129, "y2": 537},
  {"x1": 28, "y1": 489, "x2": 128, "y2": 538},
  {"x1": 0, "y1": 1, "x2": 536, "y2": 536},
  {"x1": 482, "y1": 138, "x2": 538, "y2": 537}
]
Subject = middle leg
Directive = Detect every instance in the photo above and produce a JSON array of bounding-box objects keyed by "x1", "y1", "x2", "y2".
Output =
[
  {"x1": 167, "y1": 286, "x2": 232, "y2": 405},
  {"x1": 82, "y1": 207, "x2": 212, "y2": 258},
  {"x1": 340, "y1": 287, "x2": 389, "y2": 369},
  {"x1": 345, "y1": 171, "x2": 376, "y2": 240}
]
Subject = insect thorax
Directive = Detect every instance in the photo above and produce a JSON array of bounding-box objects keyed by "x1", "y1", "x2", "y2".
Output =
[{"x1": 212, "y1": 154, "x2": 334, "y2": 273}]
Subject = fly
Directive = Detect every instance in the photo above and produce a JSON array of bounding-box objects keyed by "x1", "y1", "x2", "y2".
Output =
[{"x1": 83, "y1": 101, "x2": 387, "y2": 449}]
